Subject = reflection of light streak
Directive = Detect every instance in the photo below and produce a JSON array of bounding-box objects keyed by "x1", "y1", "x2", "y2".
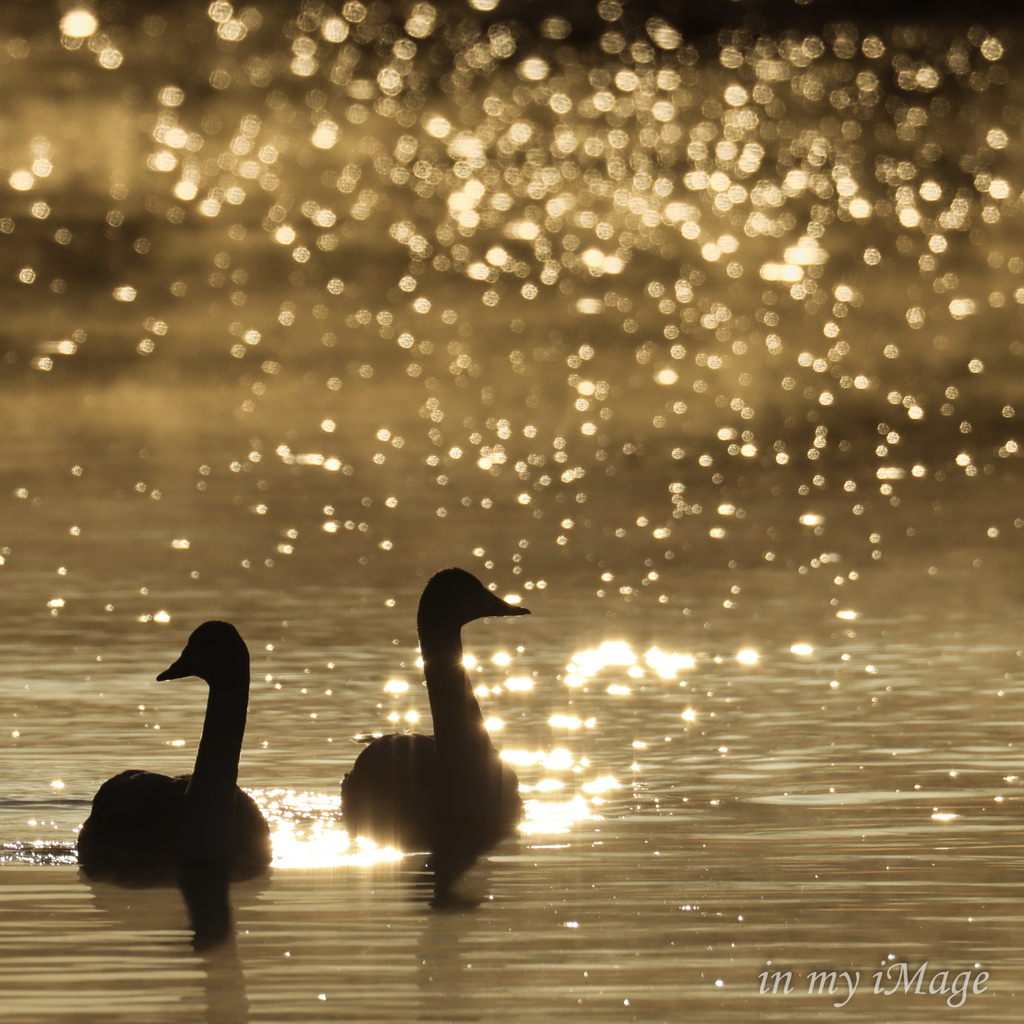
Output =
[
  {"x1": 570, "y1": 640, "x2": 636, "y2": 678},
  {"x1": 521, "y1": 779, "x2": 564, "y2": 793},
  {"x1": 501, "y1": 749, "x2": 546, "y2": 766},
  {"x1": 549, "y1": 715, "x2": 581, "y2": 729},
  {"x1": 271, "y1": 818, "x2": 403, "y2": 868},
  {"x1": 542, "y1": 748, "x2": 574, "y2": 770},
  {"x1": 520, "y1": 795, "x2": 600, "y2": 835},
  {"x1": 250, "y1": 788, "x2": 403, "y2": 868},
  {"x1": 581, "y1": 776, "x2": 620, "y2": 794},
  {"x1": 645, "y1": 646, "x2": 696, "y2": 679},
  {"x1": 61, "y1": 10, "x2": 99, "y2": 38},
  {"x1": 760, "y1": 262, "x2": 803, "y2": 282}
]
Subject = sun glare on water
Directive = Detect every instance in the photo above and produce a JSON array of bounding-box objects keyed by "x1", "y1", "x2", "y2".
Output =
[{"x1": 250, "y1": 789, "x2": 403, "y2": 868}]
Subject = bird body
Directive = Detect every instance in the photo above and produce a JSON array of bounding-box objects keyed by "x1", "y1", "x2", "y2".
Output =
[
  {"x1": 77, "y1": 621, "x2": 271, "y2": 883},
  {"x1": 341, "y1": 569, "x2": 529, "y2": 853}
]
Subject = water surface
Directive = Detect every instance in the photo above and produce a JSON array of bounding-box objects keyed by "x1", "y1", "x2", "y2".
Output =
[{"x1": 2, "y1": 2, "x2": 1024, "y2": 1021}]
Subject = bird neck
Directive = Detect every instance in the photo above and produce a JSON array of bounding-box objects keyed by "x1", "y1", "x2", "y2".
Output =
[
  {"x1": 181, "y1": 666, "x2": 250, "y2": 860},
  {"x1": 191, "y1": 673, "x2": 249, "y2": 788},
  {"x1": 418, "y1": 616, "x2": 490, "y2": 758}
]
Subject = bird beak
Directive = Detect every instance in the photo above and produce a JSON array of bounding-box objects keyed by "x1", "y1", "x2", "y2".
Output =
[{"x1": 157, "y1": 646, "x2": 194, "y2": 681}]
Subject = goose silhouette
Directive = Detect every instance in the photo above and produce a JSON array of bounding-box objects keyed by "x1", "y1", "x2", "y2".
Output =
[
  {"x1": 77, "y1": 621, "x2": 271, "y2": 884},
  {"x1": 341, "y1": 568, "x2": 530, "y2": 854}
]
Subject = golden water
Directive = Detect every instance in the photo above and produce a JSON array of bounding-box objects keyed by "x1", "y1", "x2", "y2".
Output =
[
  {"x1": 3, "y1": 3, "x2": 1024, "y2": 1020},
  {"x1": 2, "y1": 467, "x2": 1021, "y2": 1020}
]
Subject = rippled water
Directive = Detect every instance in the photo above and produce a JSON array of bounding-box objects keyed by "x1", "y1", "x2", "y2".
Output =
[
  {"x1": 3, "y1": 2, "x2": 1024, "y2": 1021},
  {"x1": 3, "y1": 495, "x2": 1022, "y2": 1020}
]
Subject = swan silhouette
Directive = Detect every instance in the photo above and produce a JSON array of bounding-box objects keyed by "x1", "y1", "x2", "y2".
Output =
[
  {"x1": 341, "y1": 568, "x2": 530, "y2": 854},
  {"x1": 77, "y1": 621, "x2": 272, "y2": 884}
]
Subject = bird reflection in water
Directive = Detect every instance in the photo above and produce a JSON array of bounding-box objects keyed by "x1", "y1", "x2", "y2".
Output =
[
  {"x1": 178, "y1": 859, "x2": 233, "y2": 951},
  {"x1": 197, "y1": 937, "x2": 251, "y2": 1024},
  {"x1": 341, "y1": 568, "x2": 530, "y2": 904},
  {"x1": 80, "y1": 875, "x2": 255, "y2": 1022}
]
